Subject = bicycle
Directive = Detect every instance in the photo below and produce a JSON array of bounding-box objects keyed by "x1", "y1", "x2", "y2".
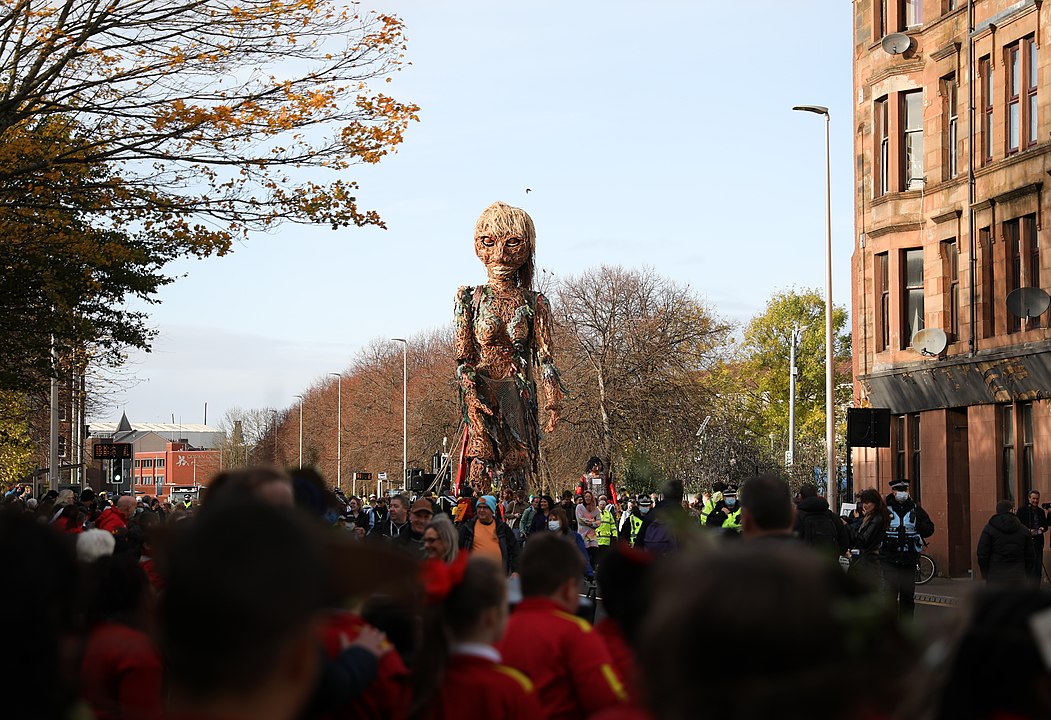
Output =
[{"x1": 915, "y1": 552, "x2": 936, "y2": 585}]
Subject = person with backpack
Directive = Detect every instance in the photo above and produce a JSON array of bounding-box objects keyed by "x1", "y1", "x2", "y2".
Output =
[
  {"x1": 793, "y1": 483, "x2": 849, "y2": 556},
  {"x1": 880, "y1": 478, "x2": 935, "y2": 617}
]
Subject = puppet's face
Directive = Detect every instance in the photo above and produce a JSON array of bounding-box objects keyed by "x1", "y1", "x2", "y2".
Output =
[{"x1": 475, "y1": 232, "x2": 530, "y2": 280}]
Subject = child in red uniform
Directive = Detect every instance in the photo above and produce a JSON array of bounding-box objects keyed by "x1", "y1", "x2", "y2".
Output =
[
  {"x1": 498, "y1": 533, "x2": 628, "y2": 719},
  {"x1": 412, "y1": 555, "x2": 543, "y2": 720}
]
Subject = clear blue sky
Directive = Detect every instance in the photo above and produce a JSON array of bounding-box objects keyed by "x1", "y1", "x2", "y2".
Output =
[{"x1": 108, "y1": 0, "x2": 855, "y2": 426}]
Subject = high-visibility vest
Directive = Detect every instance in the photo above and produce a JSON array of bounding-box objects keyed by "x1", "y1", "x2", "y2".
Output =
[
  {"x1": 700, "y1": 492, "x2": 723, "y2": 524},
  {"x1": 597, "y1": 507, "x2": 617, "y2": 546},
  {"x1": 722, "y1": 507, "x2": 742, "y2": 532},
  {"x1": 627, "y1": 515, "x2": 643, "y2": 545}
]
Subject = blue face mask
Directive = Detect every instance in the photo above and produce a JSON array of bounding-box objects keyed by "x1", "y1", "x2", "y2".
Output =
[{"x1": 725, "y1": 498, "x2": 737, "y2": 508}]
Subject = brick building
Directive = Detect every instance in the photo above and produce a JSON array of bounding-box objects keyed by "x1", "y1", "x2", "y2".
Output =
[
  {"x1": 852, "y1": 0, "x2": 1051, "y2": 576},
  {"x1": 132, "y1": 441, "x2": 221, "y2": 500}
]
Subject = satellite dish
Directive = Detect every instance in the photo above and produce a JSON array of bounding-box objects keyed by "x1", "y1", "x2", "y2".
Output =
[
  {"x1": 911, "y1": 328, "x2": 948, "y2": 356},
  {"x1": 1007, "y1": 287, "x2": 1051, "y2": 318},
  {"x1": 881, "y1": 32, "x2": 912, "y2": 55}
]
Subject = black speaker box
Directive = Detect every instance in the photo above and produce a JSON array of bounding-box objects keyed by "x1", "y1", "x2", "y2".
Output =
[{"x1": 846, "y1": 407, "x2": 891, "y2": 447}]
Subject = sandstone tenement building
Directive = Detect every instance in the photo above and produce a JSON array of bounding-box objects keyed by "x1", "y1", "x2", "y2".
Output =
[{"x1": 853, "y1": 0, "x2": 1051, "y2": 575}]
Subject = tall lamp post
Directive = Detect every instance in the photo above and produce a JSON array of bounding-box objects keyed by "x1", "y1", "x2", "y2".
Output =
[
  {"x1": 329, "y1": 372, "x2": 342, "y2": 490},
  {"x1": 391, "y1": 338, "x2": 408, "y2": 489},
  {"x1": 293, "y1": 394, "x2": 304, "y2": 469},
  {"x1": 792, "y1": 103, "x2": 836, "y2": 510}
]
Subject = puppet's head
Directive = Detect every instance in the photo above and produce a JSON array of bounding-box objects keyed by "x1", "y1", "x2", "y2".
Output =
[{"x1": 474, "y1": 202, "x2": 536, "y2": 289}]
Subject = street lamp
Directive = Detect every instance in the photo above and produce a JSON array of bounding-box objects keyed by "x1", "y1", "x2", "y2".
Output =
[
  {"x1": 391, "y1": 338, "x2": 408, "y2": 489},
  {"x1": 329, "y1": 372, "x2": 342, "y2": 490},
  {"x1": 293, "y1": 394, "x2": 304, "y2": 469},
  {"x1": 792, "y1": 103, "x2": 836, "y2": 510}
]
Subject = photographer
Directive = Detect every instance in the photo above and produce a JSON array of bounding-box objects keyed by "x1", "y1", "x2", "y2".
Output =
[{"x1": 1016, "y1": 490, "x2": 1049, "y2": 585}]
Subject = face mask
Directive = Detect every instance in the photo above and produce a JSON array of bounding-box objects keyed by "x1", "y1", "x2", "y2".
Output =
[
  {"x1": 640, "y1": 506, "x2": 651, "y2": 515},
  {"x1": 725, "y1": 498, "x2": 737, "y2": 508},
  {"x1": 547, "y1": 520, "x2": 562, "y2": 531},
  {"x1": 894, "y1": 492, "x2": 909, "y2": 502}
]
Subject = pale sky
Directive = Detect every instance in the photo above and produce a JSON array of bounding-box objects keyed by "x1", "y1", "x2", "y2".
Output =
[{"x1": 106, "y1": 1, "x2": 855, "y2": 427}]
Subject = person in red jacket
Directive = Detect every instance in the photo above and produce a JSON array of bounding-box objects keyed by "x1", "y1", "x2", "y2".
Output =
[
  {"x1": 412, "y1": 554, "x2": 543, "y2": 720},
  {"x1": 319, "y1": 609, "x2": 411, "y2": 720},
  {"x1": 96, "y1": 495, "x2": 135, "y2": 534},
  {"x1": 80, "y1": 555, "x2": 163, "y2": 720},
  {"x1": 498, "y1": 533, "x2": 627, "y2": 719}
]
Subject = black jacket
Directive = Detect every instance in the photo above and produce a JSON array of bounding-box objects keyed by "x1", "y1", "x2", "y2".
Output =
[
  {"x1": 850, "y1": 513, "x2": 885, "y2": 565},
  {"x1": 881, "y1": 495, "x2": 935, "y2": 564},
  {"x1": 977, "y1": 511, "x2": 1035, "y2": 583},
  {"x1": 458, "y1": 518, "x2": 519, "y2": 575},
  {"x1": 1016, "y1": 504, "x2": 1048, "y2": 548},
  {"x1": 794, "y1": 496, "x2": 850, "y2": 553}
]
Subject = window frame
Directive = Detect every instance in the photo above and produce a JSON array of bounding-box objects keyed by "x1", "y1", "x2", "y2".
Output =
[
  {"x1": 876, "y1": 251, "x2": 891, "y2": 351},
  {"x1": 980, "y1": 56, "x2": 994, "y2": 165},
  {"x1": 901, "y1": 90, "x2": 924, "y2": 190},
  {"x1": 902, "y1": 247, "x2": 925, "y2": 348},
  {"x1": 875, "y1": 96, "x2": 890, "y2": 197},
  {"x1": 1002, "y1": 405, "x2": 1016, "y2": 505},
  {"x1": 944, "y1": 75, "x2": 959, "y2": 179},
  {"x1": 943, "y1": 238, "x2": 960, "y2": 340}
]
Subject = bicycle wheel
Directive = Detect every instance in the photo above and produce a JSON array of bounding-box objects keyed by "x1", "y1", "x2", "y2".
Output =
[{"x1": 915, "y1": 554, "x2": 936, "y2": 585}]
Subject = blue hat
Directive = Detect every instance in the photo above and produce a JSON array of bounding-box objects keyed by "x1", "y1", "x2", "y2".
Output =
[{"x1": 477, "y1": 495, "x2": 498, "y2": 513}]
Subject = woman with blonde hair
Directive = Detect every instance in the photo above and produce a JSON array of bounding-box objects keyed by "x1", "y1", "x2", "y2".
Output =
[{"x1": 423, "y1": 515, "x2": 459, "y2": 564}]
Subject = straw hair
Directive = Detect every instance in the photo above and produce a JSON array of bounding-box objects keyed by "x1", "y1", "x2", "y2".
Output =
[{"x1": 474, "y1": 201, "x2": 536, "y2": 289}]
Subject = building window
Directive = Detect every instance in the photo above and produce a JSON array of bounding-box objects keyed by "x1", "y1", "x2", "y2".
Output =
[
  {"x1": 1003, "y1": 405, "x2": 1016, "y2": 504},
  {"x1": 902, "y1": 90, "x2": 924, "y2": 189},
  {"x1": 1022, "y1": 402, "x2": 1035, "y2": 494},
  {"x1": 943, "y1": 239, "x2": 960, "y2": 340},
  {"x1": 902, "y1": 248, "x2": 925, "y2": 346},
  {"x1": 1006, "y1": 37, "x2": 1038, "y2": 153},
  {"x1": 895, "y1": 415, "x2": 906, "y2": 480},
  {"x1": 1005, "y1": 214, "x2": 1041, "y2": 331},
  {"x1": 58, "y1": 435, "x2": 67, "y2": 458},
  {"x1": 903, "y1": 0, "x2": 922, "y2": 27},
  {"x1": 945, "y1": 0, "x2": 957, "y2": 11},
  {"x1": 876, "y1": 0, "x2": 887, "y2": 39},
  {"x1": 877, "y1": 252, "x2": 890, "y2": 351},
  {"x1": 875, "y1": 97, "x2": 889, "y2": 196},
  {"x1": 134, "y1": 459, "x2": 141, "y2": 468},
  {"x1": 980, "y1": 56, "x2": 994, "y2": 164},
  {"x1": 943, "y1": 75, "x2": 959, "y2": 178},
  {"x1": 1027, "y1": 38, "x2": 1038, "y2": 147},
  {"x1": 980, "y1": 227, "x2": 995, "y2": 337},
  {"x1": 910, "y1": 413, "x2": 921, "y2": 504},
  {"x1": 157, "y1": 458, "x2": 165, "y2": 468}
]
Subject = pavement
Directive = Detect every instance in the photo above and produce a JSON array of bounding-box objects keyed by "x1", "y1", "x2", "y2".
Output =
[{"x1": 914, "y1": 576, "x2": 975, "y2": 607}]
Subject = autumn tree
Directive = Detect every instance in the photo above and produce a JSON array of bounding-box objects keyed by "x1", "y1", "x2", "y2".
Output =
[
  {"x1": 719, "y1": 288, "x2": 852, "y2": 485},
  {"x1": 546, "y1": 265, "x2": 730, "y2": 491},
  {"x1": 0, "y1": 1, "x2": 417, "y2": 390}
]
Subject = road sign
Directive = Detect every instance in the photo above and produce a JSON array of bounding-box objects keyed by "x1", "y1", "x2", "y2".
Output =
[{"x1": 378, "y1": 472, "x2": 387, "y2": 481}]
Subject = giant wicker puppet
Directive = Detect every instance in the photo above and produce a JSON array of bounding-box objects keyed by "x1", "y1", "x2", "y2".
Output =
[{"x1": 454, "y1": 202, "x2": 565, "y2": 495}]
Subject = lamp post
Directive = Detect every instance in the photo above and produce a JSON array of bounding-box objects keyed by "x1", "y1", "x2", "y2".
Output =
[
  {"x1": 391, "y1": 338, "x2": 408, "y2": 488},
  {"x1": 329, "y1": 372, "x2": 342, "y2": 490},
  {"x1": 293, "y1": 394, "x2": 304, "y2": 469},
  {"x1": 792, "y1": 104, "x2": 836, "y2": 510}
]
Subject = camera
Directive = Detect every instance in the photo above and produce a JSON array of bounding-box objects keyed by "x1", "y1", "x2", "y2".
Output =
[{"x1": 1041, "y1": 502, "x2": 1051, "y2": 510}]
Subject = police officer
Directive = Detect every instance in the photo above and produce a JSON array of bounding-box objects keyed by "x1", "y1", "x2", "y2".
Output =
[
  {"x1": 700, "y1": 481, "x2": 727, "y2": 525},
  {"x1": 881, "y1": 478, "x2": 935, "y2": 617},
  {"x1": 622, "y1": 498, "x2": 646, "y2": 546},
  {"x1": 595, "y1": 494, "x2": 618, "y2": 563},
  {"x1": 705, "y1": 486, "x2": 741, "y2": 534}
]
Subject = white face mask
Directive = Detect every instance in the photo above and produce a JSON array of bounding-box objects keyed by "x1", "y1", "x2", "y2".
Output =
[
  {"x1": 894, "y1": 491, "x2": 909, "y2": 502},
  {"x1": 547, "y1": 520, "x2": 562, "y2": 532}
]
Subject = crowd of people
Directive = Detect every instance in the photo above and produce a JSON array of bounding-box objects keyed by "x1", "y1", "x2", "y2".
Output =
[{"x1": 5, "y1": 462, "x2": 1051, "y2": 720}]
